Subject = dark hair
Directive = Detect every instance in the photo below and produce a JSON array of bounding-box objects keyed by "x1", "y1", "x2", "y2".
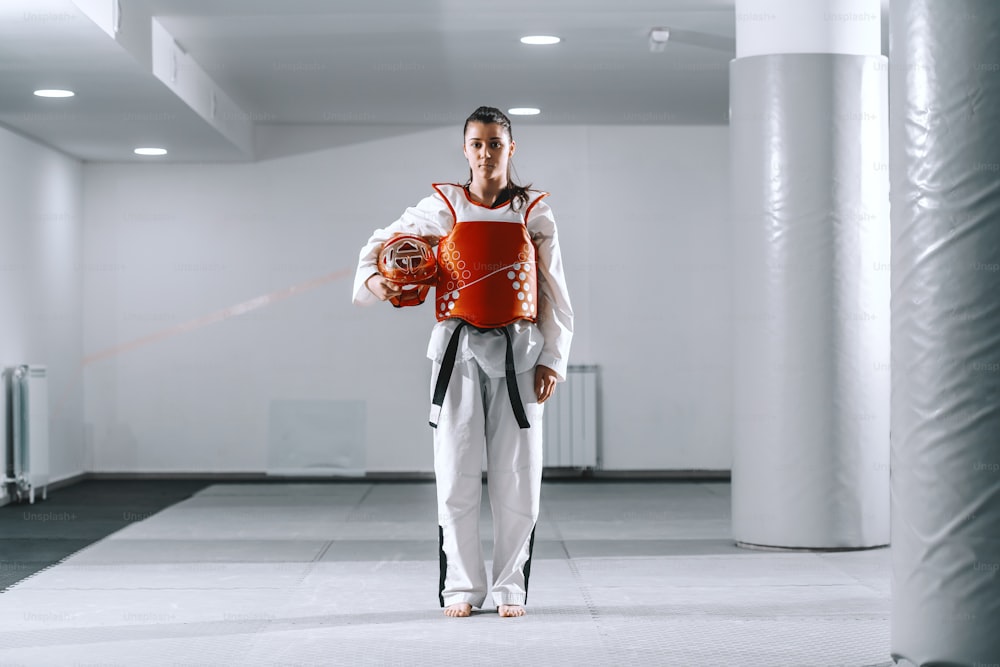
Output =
[{"x1": 462, "y1": 106, "x2": 533, "y2": 211}]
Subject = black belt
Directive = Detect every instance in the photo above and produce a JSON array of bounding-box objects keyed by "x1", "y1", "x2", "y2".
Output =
[{"x1": 428, "y1": 320, "x2": 530, "y2": 430}]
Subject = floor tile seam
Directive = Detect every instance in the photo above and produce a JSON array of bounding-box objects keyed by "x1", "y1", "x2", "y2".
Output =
[
  {"x1": 562, "y1": 558, "x2": 641, "y2": 656},
  {"x1": 570, "y1": 583, "x2": 885, "y2": 589},
  {"x1": 311, "y1": 541, "x2": 336, "y2": 563},
  {"x1": 73, "y1": 537, "x2": 340, "y2": 542},
  {"x1": 51, "y1": 554, "x2": 442, "y2": 568},
  {"x1": 52, "y1": 556, "x2": 328, "y2": 567},
  {"x1": 538, "y1": 505, "x2": 572, "y2": 558},
  {"x1": 0, "y1": 617, "x2": 316, "y2": 649},
  {"x1": 92, "y1": 535, "x2": 413, "y2": 541},
  {"x1": 4, "y1": 585, "x2": 309, "y2": 592},
  {"x1": 578, "y1": 607, "x2": 891, "y2": 616},
  {"x1": 565, "y1": 553, "x2": 867, "y2": 561},
  {"x1": 544, "y1": 510, "x2": 731, "y2": 515},
  {"x1": 586, "y1": 615, "x2": 893, "y2": 623},
  {"x1": 820, "y1": 568, "x2": 891, "y2": 593},
  {"x1": 551, "y1": 616, "x2": 892, "y2": 626},
  {"x1": 542, "y1": 504, "x2": 617, "y2": 642},
  {"x1": 0, "y1": 613, "x2": 892, "y2": 626},
  {"x1": 311, "y1": 556, "x2": 443, "y2": 562},
  {"x1": 26, "y1": 564, "x2": 315, "y2": 570},
  {"x1": 855, "y1": 582, "x2": 892, "y2": 594},
  {"x1": 576, "y1": 605, "x2": 891, "y2": 616},
  {"x1": 546, "y1": 530, "x2": 733, "y2": 536},
  {"x1": 342, "y1": 483, "x2": 379, "y2": 523}
]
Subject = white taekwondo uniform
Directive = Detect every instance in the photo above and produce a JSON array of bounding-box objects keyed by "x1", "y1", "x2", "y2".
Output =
[{"x1": 353, "y1": 183, "x2": 573, "y2": 608}]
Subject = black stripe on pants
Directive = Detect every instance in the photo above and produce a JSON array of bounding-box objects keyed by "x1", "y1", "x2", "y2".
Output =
[
  {"x1": 523, "y1": 524, "x2": 537, "y2": 604},
  {"x1": 438, "y1": 525, "x2": 447, "y2": 607}
]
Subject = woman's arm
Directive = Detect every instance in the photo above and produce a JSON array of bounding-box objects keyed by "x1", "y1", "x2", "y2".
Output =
[
  {"x1": 352, "y1": 193, "x2": 451, "y2": 305},
  {"x1": 528, "y1": 200, "x2": 574, "y2": 381}
]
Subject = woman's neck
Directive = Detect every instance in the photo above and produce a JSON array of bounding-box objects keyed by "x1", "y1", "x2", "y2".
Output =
[{"x1": 466, "y1": 178, "x2": 509, "y2": 207}]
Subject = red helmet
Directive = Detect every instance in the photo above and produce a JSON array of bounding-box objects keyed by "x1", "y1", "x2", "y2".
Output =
[{"x1": 377, "y1": 234, "x2": 437, "y2": 307}]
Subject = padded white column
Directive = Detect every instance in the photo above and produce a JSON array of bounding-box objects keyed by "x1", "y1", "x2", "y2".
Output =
[
  {"x1": 730, "y1": 0, "x2": 890, "y2": 548},
  {"x1": 890, "y1": 0, "x2": 1000, "y2": 663}
]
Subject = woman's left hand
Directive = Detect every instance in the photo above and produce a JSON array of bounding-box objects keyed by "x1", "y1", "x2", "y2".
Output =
[{"x1": 534, "y1": 365, "x2": 559, "y2": 404}]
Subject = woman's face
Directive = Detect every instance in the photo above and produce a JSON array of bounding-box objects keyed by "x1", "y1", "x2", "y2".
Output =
[{"x1": 463, "y1": 122, "x2": 515, "y2": 182}]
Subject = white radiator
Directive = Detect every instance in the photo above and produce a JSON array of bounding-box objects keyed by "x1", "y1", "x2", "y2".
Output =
[
  {"x1": 543, "y1": 365, "x2": 599, "y2": 469},
  {"x1": 2, "y1": 365, "x2": 49, "y2": 505},
  {"x1": 0, "y1": 371, "x2": 6, "y2": 507}
]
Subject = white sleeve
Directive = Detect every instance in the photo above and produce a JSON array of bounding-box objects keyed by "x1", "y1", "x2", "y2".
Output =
[
  {"x1": 528, "y1": 200, "x2": 574, "y2": 381},
  {"x1": 352, "y1": 192, "x2": 453, "y2": 306}
]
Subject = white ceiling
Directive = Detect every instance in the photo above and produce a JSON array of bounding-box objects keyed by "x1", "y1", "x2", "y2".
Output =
[{"x1": 0, "y1": 0, "x2": 883, "y2": 163}]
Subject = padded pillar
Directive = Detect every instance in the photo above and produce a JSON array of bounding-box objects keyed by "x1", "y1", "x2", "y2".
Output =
[
  {"x1": 890, "y1": 0, "x2": 1000, "y2": 663},
  {"x1": 730, "y1": 13, "x2": 890, "y2": 548}
]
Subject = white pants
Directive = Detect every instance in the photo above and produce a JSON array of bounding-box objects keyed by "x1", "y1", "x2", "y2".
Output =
[{"x1": 431, "y1": 359, "x2": 544, "y2": 608}]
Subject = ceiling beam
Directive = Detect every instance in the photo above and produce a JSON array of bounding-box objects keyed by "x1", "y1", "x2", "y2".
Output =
[{"x1": 71, "y1": 0, "x2": 253, "y2": 157}]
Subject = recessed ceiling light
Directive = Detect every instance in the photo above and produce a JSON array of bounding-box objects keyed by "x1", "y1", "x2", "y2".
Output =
[
  {"x1": 134, "y1": 147, "x2": 168, "y2": 156},
  {"x1": 649, "y1": 28, "x2": 671, "y2": 43},
  {"x1": 508, "y1": 108, "x2": 541, "y2": 116},
  {"x1": 520, "y1": 35, "x2": 560, "y2": 45},
  {"x1": 34, "y1": 89, "x2": 75, "y2": 98},
  {"x1": 649, "y1": 27, "x2": 671, "y2": 53}
]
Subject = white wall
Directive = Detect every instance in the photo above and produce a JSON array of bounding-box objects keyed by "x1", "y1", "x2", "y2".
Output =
[
  {"x1": 587, "y1": 127, "x2": 731, "y2": 470},
  {"x1": 82, "y1": 124, "x2": 730, "y2": 474},
  {"x1": 0, "y1": 125, "x2": 85, "y2": 486}
]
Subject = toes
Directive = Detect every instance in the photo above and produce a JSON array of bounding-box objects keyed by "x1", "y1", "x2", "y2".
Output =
[
  {"x1": 498, "y1": 605, "x2": 526, "y2": 617},
  {"x1": 444, "y1": 603, "x2": 472, "y2": 617}
]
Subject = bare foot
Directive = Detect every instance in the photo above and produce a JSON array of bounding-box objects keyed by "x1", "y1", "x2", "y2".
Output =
[
  {"x1": 444, "y1": 603, "x2": 472, "y2": 617},
  {"x1": 498, "y1": 604, "x2": 526, "y2": 618}
]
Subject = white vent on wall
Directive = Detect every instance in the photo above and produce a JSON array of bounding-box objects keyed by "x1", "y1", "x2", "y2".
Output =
[
  {"x1": 543, "y1": 365, "x2": 599, "y2": 469},
  {"x1": 2, "y1": 365, "x2": 50, "y2": 504}
]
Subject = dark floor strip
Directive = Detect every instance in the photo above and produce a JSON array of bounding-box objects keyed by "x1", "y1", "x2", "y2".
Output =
[{"x1": 0, "y1": 480, "x2": 210, "y2": 592}]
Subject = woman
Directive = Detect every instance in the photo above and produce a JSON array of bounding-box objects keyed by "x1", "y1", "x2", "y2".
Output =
[{"x1": 353, "y1": 106, "x2": 573, "y2": 618}]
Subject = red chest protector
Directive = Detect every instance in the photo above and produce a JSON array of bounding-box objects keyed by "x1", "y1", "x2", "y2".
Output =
[{"x1": 432, "y1": 183, "x2": 546, "y2": 328}]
